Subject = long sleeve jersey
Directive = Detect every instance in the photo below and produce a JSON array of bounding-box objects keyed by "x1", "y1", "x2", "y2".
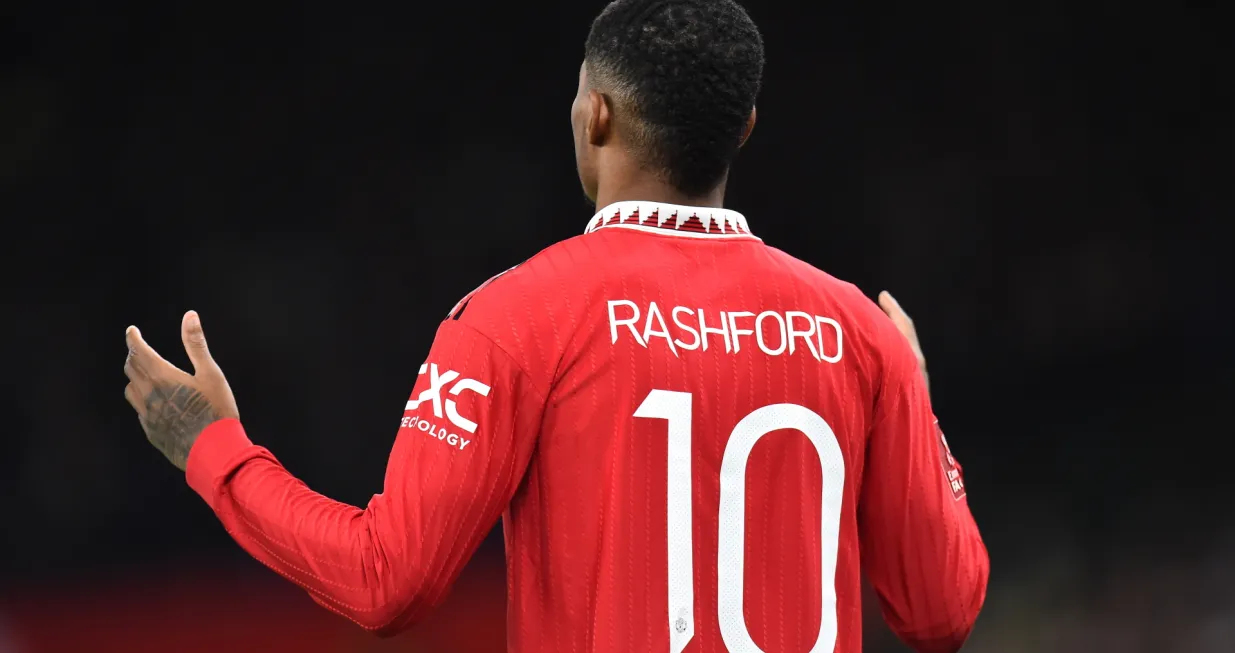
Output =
[{"x1": 186, "y1": 201, "x2": 989, "y2": 652}]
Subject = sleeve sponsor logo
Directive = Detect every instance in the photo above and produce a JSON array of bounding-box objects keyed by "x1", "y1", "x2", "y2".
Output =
[
  {"x1": 400, "y1": 363, "x2": 492, "y2": 452},
  {"x1": 935, "y1": 419, "x2": 966, "y2": 500}
]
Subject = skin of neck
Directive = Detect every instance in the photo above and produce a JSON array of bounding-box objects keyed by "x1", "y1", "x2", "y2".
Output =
[{"x1": 591, "y1": 148, "x2": 729, "y2": 212}]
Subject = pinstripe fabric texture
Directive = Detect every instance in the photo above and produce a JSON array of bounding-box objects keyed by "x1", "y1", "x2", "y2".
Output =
[{"x1": 186, "y1": 202, "x2": 988, "y2": 652}]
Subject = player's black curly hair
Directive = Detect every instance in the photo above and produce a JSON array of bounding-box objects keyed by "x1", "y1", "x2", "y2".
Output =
[{"x1": 585, "y1": 0, "x2": 764, "y2": 197}]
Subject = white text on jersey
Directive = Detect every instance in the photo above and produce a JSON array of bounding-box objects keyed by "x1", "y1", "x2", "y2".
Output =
[
  {"x1": 400, "y1": 415, "x2": 473, "y2": 451},
  {"x1": 401, "y1": 363, "x2": 490, "y2": 452},
  {"x1": 607, "y1": 300, "x2": 843, "y2": 362},
  {"x1": 405, "y1": 363, "x2": 492, "y2": 433}
]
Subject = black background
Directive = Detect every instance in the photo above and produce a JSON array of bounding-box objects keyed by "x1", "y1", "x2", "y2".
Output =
[{"x1": 2, "y1": 2, "x2": 1231, "y2": 651}]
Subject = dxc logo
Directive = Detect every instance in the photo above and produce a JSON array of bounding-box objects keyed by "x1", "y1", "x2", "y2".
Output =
[{"x1": 405, "y1": 363, "x2": 491, "y2": 434}]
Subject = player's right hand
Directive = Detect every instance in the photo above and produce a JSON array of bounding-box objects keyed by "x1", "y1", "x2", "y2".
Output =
[
  {"x1": 123, "y1": 311, "x2": 241, "y2": 471},
  {"x1": 878, "y1": 291, "x2": 929, "y2": 393}
]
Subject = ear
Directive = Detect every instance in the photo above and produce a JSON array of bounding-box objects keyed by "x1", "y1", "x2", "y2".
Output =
[
  {"x1": 586, "y1": 89, "x2": 611, "y2": 147},
  {"x1": 738, "y1": 106, "x2": 757, "y2": 148}
]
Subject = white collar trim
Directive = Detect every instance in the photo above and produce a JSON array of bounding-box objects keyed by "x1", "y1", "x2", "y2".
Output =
[{"x1": 585, "y1": 201, "x2": 757, "y2": 239}]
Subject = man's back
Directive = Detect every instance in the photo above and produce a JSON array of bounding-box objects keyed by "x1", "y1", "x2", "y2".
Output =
[
  {"x1": 123, "y1": 3, "x2": 986, "y2": 650},
  {"x1": 456, "y1": 202, "x2": 989, "y2": 652}
]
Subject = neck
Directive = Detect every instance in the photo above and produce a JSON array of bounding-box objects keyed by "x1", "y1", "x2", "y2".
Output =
[{"x1": 594, "y1": 173, "x2": 727, "y2": 211}]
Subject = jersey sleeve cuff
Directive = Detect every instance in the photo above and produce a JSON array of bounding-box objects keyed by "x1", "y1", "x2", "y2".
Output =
[{"x1": 185, "y1": 418, "x2": 253, "y2": 508}]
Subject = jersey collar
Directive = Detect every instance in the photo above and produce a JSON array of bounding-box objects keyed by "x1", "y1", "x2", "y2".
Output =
[{"x1": 585, "y1": 201, "x2": 758, "y2": 240}]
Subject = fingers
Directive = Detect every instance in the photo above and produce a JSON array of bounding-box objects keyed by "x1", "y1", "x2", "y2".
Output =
[
  {"x1": 877, "y1": 290, "x2": 905, "y2": 319},
  {"x1": 180, "y1": 310, "x2": 216, "y2": 374},
  {"x1": 123, "y1": 325, "x2": 180, "y2": 384},
  {"x1": 879, "y1": 290, "x2": 926, "y2": 359},
  {"x1": 123, "y1": 328, "x2": 154, "y2": 392},
  {"x1": 124, "y1": 382, "x2": 145, "y2": 416},
  {"x1": 125, "y1": 326, "x2": 171, "y2": 366},
  {"x1": 878, "y1": 291, "x2": 914, "y2": 333}
]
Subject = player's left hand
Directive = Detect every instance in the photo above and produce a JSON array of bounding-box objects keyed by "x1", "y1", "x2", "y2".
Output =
[
  {"x1": 123, "y1": 311, "x2": 240, "y2": 471},
  {"x1": 878, "y1": 291, "x2": 930, "y2": 394}
]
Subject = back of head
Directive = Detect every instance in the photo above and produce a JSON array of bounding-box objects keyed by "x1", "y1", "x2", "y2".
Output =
[{"x1": 585, "y1": 0, "x2": 765, "y2": 197}]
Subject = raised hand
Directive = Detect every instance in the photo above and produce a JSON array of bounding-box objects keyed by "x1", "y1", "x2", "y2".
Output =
[
  {"x1": 123, "y1": 311, "x2": 240, "y2": 470},
  {"x1": 878, "y1": 291, "x2": 930, "y2": 394}
]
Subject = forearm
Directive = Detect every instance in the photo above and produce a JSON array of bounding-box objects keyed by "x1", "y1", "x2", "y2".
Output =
[
  {"x1": 186, "y1": 419, "x2": 430, "y2": 634},
  {"x1": 865, "y1": 502, "x2": 988, "y2": 653},
  {"x1": 860, "y1": 453, "x2": 989, "y2": 653},
  {"x1": 864, "y1": 324, "x2": 989, "y2": 651}
]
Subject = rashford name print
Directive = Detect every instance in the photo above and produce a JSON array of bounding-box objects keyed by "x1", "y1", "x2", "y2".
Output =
[{"x1": 607, "y1": 299, "x2": 844, "y2": 362}]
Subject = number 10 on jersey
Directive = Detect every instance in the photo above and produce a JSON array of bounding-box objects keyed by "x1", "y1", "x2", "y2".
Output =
[{"x1": 634, "y1": 389, "x2": 846, "y2": 653}]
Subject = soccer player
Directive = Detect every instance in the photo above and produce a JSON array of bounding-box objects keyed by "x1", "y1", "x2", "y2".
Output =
[{"x1": 121, "y1": 0, "x2": 988, "y2": 651}]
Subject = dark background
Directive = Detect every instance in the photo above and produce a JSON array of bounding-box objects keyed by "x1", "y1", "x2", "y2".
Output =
[{"x1": 2, "y1": 2, "x2": 1230, "y2": 652}]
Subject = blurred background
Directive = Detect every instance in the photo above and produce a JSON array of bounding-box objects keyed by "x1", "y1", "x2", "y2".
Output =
[{"x1": 1, "y1": 2, "x2": 1230, "y2": 652}]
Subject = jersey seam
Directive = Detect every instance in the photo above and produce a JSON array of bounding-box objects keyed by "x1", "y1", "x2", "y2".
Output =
[
  {"x1": 449, "y1": 319, "x2": 551, "y2": 403},
  {"x1": 867, "y1": 343, "x2": 901, "y2": 437}
]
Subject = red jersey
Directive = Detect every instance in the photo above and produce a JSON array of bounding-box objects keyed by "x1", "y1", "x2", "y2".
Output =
[{"x1": 187, "y1": 201, "x2": 989, "y2": 653}]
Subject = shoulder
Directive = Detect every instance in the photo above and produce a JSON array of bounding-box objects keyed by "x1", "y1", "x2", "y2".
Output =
[
  {"x1": 450, "y1": 234, "x2": 604, "y2": 317},
  {"x1": 762, "y1": 243, "x2": 906, "y2": 371},
  {"x1": 445, "y1": 234, "x2": 606, "y2": 380},
  {"x1": 764, "y1": 245, "x2": 888, "y2": 324}
]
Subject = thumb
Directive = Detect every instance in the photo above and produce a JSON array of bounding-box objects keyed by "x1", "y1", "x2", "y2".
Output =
[{"x1": 181, "y1": 310, "x2": 216, "y2": 374}]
